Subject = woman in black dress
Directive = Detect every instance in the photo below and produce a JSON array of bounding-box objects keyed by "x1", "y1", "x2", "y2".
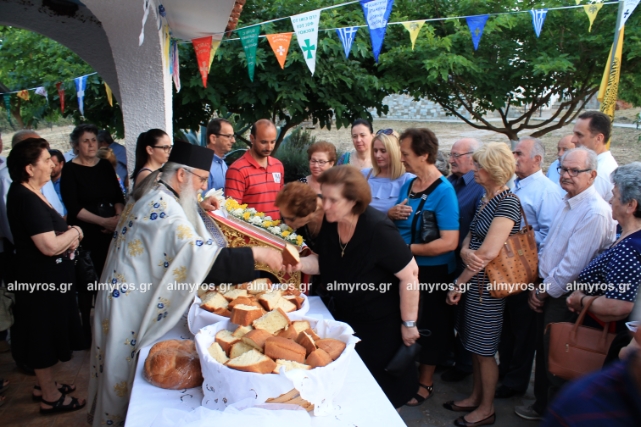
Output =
[
  {"x1": 291, "y1": 165, "x2": 421, "y2": 408},
  {"x1": 131, "y1": 128, "x2": 171, "y2": 189},
  {"x1": 446, "y1": 142, "x2": 521, "y2": 427},
  {"x1": 7, "y1": 138, "x2": 86, "y2": 413},
  {"x1": 60, "y1": 124, "x2": 125, "y2": 346}
]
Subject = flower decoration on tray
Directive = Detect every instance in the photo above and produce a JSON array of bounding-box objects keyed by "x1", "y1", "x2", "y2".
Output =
[{"x1": 224, "y1": 198, "x2": 304, "y2": 246}]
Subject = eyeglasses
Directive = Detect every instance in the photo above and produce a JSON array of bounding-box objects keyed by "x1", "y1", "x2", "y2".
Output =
[
  {"x1": 183, "y1": 168, "x2": 208, "y2": 184},
  {"x1": 279, "y1": 211, "x2": 296, "y2": 223},
  {"x1": 310, "y1": 159, "x2": 329, "y2": 165},
  {"x1": 557, "y1": 166, "x2": 592, "y2": 177},
  {"x1": 214, "y1": 133, "x2": 235, "y2": 139},
  {"x1": 448, "y1": 151, "x2": 473, "y2": 159},
  {"x1": 153, "y1": 145, "x2": 173, "y2": 153},
  {"x1": 376, "y1": 128, "x2": 394, "y2": 136}
]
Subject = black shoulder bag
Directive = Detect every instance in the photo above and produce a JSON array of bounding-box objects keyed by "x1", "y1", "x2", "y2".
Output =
[{"x1": 409, "y1": 178, "x2": 443, "y2": 244}]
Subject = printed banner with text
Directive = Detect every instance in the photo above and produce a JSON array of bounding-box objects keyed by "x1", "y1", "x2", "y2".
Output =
[
  {"x1": 360, "y1": 0, "x2": 395, "y2": 63},
  {"x1": 238, "y1": 26, "x2": 261, "y2": 81},
  {"x1": 291, "y1": 10, "x2": 321, "y2": 75},
  {"x1": 266, "y1": 33, "x2": 293, "y2": 69},
  {"x1": 192, "y1": 36, "x2": 213, "y2": 87}
]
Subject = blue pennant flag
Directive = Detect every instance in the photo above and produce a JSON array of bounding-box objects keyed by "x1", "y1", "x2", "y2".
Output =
[
  {"x1": 360, "y1": 0, "x2": 395, "y2": 63},
  {"x1": 336, "y1": 27, "x2": 359, "y2": 59},
  {"x1": 466, "y1": 15, "x2": 489, "y2": 51},
  {"x1": 530, "y1": 9, "x2": 548, "y2": 38},
  {"x1": 74, "y1": 75, "x2": 88, "y2": 117}
]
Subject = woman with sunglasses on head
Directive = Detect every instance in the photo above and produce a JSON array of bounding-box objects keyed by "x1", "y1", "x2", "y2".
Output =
[
  {"x1": 131, "y1": 129, "x2": 172, "y2": 189},
  {"x1": 337, "y1": 119, "x2": 374, "y2": 170},
  {"x1": 362, "y1": 129, "x2": 414, "y2": 214},
  {"x1": 300, "y1": 141, "x2": 337, "y2": 195}
]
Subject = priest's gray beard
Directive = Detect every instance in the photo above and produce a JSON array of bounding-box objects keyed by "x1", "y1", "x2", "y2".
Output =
[{"x1": 177, "y1": 178, "x2": 201, "y2": 229}]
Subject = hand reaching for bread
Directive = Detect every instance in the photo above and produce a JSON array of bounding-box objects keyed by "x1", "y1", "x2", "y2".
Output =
[{"x1": 251, "y1": 246, "x2": 283, "y2": 271}]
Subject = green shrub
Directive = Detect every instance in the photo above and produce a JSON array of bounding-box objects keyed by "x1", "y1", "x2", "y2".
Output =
[{"x1": 274, "y1": 127, "x2": 314, "y2": 183}]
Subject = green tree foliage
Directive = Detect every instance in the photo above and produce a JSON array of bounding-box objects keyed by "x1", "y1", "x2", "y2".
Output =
[
  {"x1": 0, "y1": 26, "x2": 123, "y2": 136},
  {"x1": 173, "y1": 0, "x2": 389, "y2": 149},
  {"x1": 381, "y1": 0, "x2": 641, "y2": 140}
]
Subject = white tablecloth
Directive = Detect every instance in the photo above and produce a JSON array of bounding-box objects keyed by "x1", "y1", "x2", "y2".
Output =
[{"x1": 126, "y1": 297, "x2": 406, "y2": 426}]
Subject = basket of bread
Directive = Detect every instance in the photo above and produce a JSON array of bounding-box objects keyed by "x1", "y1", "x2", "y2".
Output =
[
  {"x1": 194, "y1": 308, "x2": 360, "y2": 416},
  {"x1": 188, "y1": 278, "x2": 309, "y2": 334}
]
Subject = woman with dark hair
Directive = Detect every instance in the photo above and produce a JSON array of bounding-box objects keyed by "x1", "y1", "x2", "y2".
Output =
[
  {"x1": 389, "y1": 128, "x2": 459, "y2": 407},
  {"x1": 336, "y1": 119, "x2": 374, "y2": 170},
  {"x1": 131, "y1": 129, "x2": 171, "y2": 188},
  {"x1": 60, "y1": 124, "x2": 125, "y2": 347},
  {"x1": 289, "y1": 165, "x2": 421, "y2": 408},
  {"x1": 299, "y1": 141, "x2": 337, "y2": 194},
  {"x1": 275, "y1": 181, "x2": 323, "y2": 251},
  {"x1": 7, "y1": 138, "x2": 86, "y2": 414}
]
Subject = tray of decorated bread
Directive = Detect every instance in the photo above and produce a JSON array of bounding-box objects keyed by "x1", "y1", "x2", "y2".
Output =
[
  {"x1": 194, "y1": 308, "x2": 360, "y2": 416},
  {"x1": 188, "y1": 278, "x2": 310, "y2": 334}
]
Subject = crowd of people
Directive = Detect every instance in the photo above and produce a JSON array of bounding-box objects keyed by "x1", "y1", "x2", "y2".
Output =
[{"x1": 0, "y1": 111, "x2": 639, "y2": 426}]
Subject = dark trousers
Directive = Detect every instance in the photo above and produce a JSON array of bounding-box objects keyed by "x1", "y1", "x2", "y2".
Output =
[
  {"x1": 498, "y1": 291, "x2": 536, "y2": 391},
  {"x1": 532, "y1": 296, "x2": 576, "y2": 414}
]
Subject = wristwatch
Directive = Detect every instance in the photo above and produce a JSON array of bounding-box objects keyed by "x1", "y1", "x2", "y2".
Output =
[{"x1": 402, "y1": 320, "x2": 417, "y2": 328}]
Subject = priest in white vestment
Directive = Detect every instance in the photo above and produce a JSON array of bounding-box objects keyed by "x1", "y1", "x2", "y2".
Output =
[{"x1": 87, "y1": 141, "x2": 283, "y2": 426}]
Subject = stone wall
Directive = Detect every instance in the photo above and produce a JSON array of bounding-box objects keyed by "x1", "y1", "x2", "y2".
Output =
[{"x1": 370, "y1": 94, "x2": 471, "y2": 121}]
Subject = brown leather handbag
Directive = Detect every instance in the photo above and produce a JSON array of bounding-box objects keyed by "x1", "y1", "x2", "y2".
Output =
[
  {"x1": 547, "y1": 297, "x2": 616, "y2": 381},
  {"x1": 481, "y1": 193, "x2": 538, "y2": 298}
]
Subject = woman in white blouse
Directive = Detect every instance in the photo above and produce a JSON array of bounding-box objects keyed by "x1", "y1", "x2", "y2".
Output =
[{"x1": 361, "y1": 129, "x2": 414, "y2": 214}]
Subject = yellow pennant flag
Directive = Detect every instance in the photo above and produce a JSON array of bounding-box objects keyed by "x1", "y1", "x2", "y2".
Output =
[
  {"x1": 17, "y1": 90, "x2": 30, "y2": 101},
  {"x1": 575, "y1": 0, "x2": 582, "y2": 4},
  {"x1": 584, "y1": 3, "x2": 603, "y2": 32},
  {"x1": 209, "y1": 40, "x2": 221, "y2": 72},
  {"x1": 402, "y1": 21, "x2": 425, "y2": 51},
  {"x1": 162, "y1": 24, "x2": 171, "y2": 69},
  {"x1": 104, "y1": 82, "x2": 113, "y2": 107},
  {"x1": 598, "y1": 27, "x2": 624, "y2": 149}
]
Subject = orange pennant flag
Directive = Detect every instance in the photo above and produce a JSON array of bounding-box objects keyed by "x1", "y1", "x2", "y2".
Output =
[
  {"x1": 266, "y1": 33, "x2": 293, "y2": 69},
  {"x1": 17, "y1": 90, "x2": 30, "y2": 101},
  {"x1": 192, "y1": 36, "x2": 213, "y2": 87}
]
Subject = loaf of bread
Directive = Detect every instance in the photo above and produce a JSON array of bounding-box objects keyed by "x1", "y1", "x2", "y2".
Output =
[
  {"x1": 306, "y1": 348, "x2": 333, "y2": 368},
  {"x1": 273, "y1": 359, "x2": 312, "y2": 374},
  {"x1": 200, "y1": 291, "x2": 229, "y2": 313},
  {"x1": 295, "y1": 331, "x2": 317, "y2": 356},
  {"x1": 241, "y1": 329, "x2": 273, "y2": 352},
  {"x1": 144, "y1": 339, "x2": 203, "y2": 389},
  {"x1": 227, "y1": 349, "x2": 277, "y2": 374},
  {"x1": 230, "y1": 304, "x2": 264, "y2": 326},
  {"x1": 281, "y1": 243, "x2": 300, "y2": 267},
  {"x1": 315, "y1": 338, "x2": 346, "y2": 360},
  {"x1": 252, "y1": 308, "x2": 291, "y2": 334},
  {"x1": 229, "y1": 341, "x2": 255, "y2": 359},
  {"x1": 208, "y1": 342, "x2": 229, "y2": 364},
  {"x1": 215, "y1": 330, "x2": 239, "y2": 354},
  {"x1": 264, "y1": 336, "x2": 306, "y2": 363}
]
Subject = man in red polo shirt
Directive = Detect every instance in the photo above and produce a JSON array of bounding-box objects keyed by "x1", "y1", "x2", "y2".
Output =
[{"x1": 225, "y1": 119, "x2": 284, "y2": 219}]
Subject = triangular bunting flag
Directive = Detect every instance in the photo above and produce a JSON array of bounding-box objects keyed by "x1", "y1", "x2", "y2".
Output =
[
  {"x1": 209, "y1": 40, "x2": 221, "y2": 72},
  {"x1": 335, "y1": 27, "x2": 359, "y2": 59},
  {"x1": 237, "y1": 26, "x2": 261, "y2": 81},
  {"x1": 466, "y1": 15, "x2": 489, "y2": 51},
  {"x1": 75, "y1": 75, "x2": 88, "y2": 117},
  {"x1": 620, "y1": 0, "x2": 640, "y2": 30},
  {"x1": 575, "y1": 0, "x2": 582, "y2": 4},
  {"x1": 55, "y1": 82, "x2": 65, "y2": 113},
  {"x1": 584, "y1": 3, "x2": 603, "y2": 32},
  {"x1": 266, "y1": 33, "x2": 293, "y2": 69},
  {"x1": 139, "y1": 0, "x2": 151, "y2": 46},
  {"x1": 162, "y1": 24, "x2": 171, "y2": 70},
  {"x1": 17, "y1": 90, "x2": 30, "y2": 101},
  {"x1": 170, "y1": 40, "x2": 181, "y2": 92},
  {"x1": 291, "y1": 10, "x2": 321, "y2": 75},
  {"x1": 35, "y1": 86, "x2": 48, "y2": 100},
  {"x1": 3, "y1": 95, "x2": 12, "y2": 127},
  {"x1": 192, "y1": 36, "x2": 213, "y2": 87},
  {"x1": 598, "y1": 27, "x2": 625, "y2": 138},
  {"x1": 360, "y1": 0, "x2": 395, "y2": 63},
  {"x1": 402, "y1": 21, "x2": 425, "y2": 50},
  {"x1": 104, "y1": 82, "x2": 113, "y2": 107},
  {"x1": 530, "y1": 9, "x2": 548, "y2": 38}
]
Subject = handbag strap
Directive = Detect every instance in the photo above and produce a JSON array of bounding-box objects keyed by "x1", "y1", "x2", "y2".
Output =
[
  {"x1": 408, "y1": 178, "x2": 443, "y2": 244},
  {"x1": 572, "y1": 296, "x2": 612, "y2": 343}
]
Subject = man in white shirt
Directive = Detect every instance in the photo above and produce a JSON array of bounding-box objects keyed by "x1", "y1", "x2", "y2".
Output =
[
  {"x1": 515, "y1": 147, "x2": 616, "y2": 421},
  {"x1": 571, "y1": 111, "x2": 618, "y2": 201},
  {"x1": 546, "y1": 135, "x2": 575, "y2": 187},
  {"x1": 497, "y1": 137, "x2": 565, "y2": 399}
]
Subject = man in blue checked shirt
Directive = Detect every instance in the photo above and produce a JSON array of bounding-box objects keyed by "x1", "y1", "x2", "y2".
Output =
[{"x1": 205, "y1": 118, "x2": 235, "y2": 193}]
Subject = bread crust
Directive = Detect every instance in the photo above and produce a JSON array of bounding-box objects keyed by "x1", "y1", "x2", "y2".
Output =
[
  {"x1": 306, "y1": 348, "x2": 333, "y2": 368},
  {"x1": 144, "y1": 339, "x2": 203, "y2": 389},
  {"x1": 295, "y1": 331, "x2": 317, "y2": 356},
  {"x1": 230, "y1": 304, "x2": 264, "y2": 326},
  {"x1": 264, "y1": 336, "x2": 306, "y2": 364},
  {"x1": 241, "y1": 329, "x2": 273, "y2": 352},
  {"x1": 315, "y1": 338, "x2": 346, "y2": 360},
  {"x1": 226, "y1": 349, "x2": 277, "y2": 374}
]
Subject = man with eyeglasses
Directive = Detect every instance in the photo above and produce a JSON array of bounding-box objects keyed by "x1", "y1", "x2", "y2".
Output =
[
  {"x1": 515, "y1": 147, "x2": 616, "y2": 421},
  {"x1": 205, "y1": 118, "x2": 235, "y2": 193},
  {"x1": 496, "y1": 137, "x2": 563, "y2": 400},
  {"x1": 440, "y1": 138, "x2": 485, "y2": 383},
  {"x1": 225, "y1": 119, "x2": 284, "y2": 219}
]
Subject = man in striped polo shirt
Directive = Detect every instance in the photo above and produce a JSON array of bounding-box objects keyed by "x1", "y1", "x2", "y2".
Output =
[{"x1": 225, "y1": 119, "x2": 284, "y2": 219}]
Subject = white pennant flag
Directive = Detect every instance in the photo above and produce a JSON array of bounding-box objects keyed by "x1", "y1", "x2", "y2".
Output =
[
  {"x1": 620, "y1": 0, "x2": 640, "y2": 30},
  {"x1": 35, "y1": 86, "x2": 48, "y2": 100},
  {"x1": 291, "y1": 10, "x2": 321, "y2": 75},
  {"x1": 139, "y1": 0, "x2": 151, "y2": 46}
]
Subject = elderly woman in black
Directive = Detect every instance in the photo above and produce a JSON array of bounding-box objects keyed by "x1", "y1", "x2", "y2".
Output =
[
  {"x1": 60, "y1": 124, "x2": 125, "y2": 347},
  {"x1": 7, "y1": 138, "x2": 85, "y2": 413}
]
